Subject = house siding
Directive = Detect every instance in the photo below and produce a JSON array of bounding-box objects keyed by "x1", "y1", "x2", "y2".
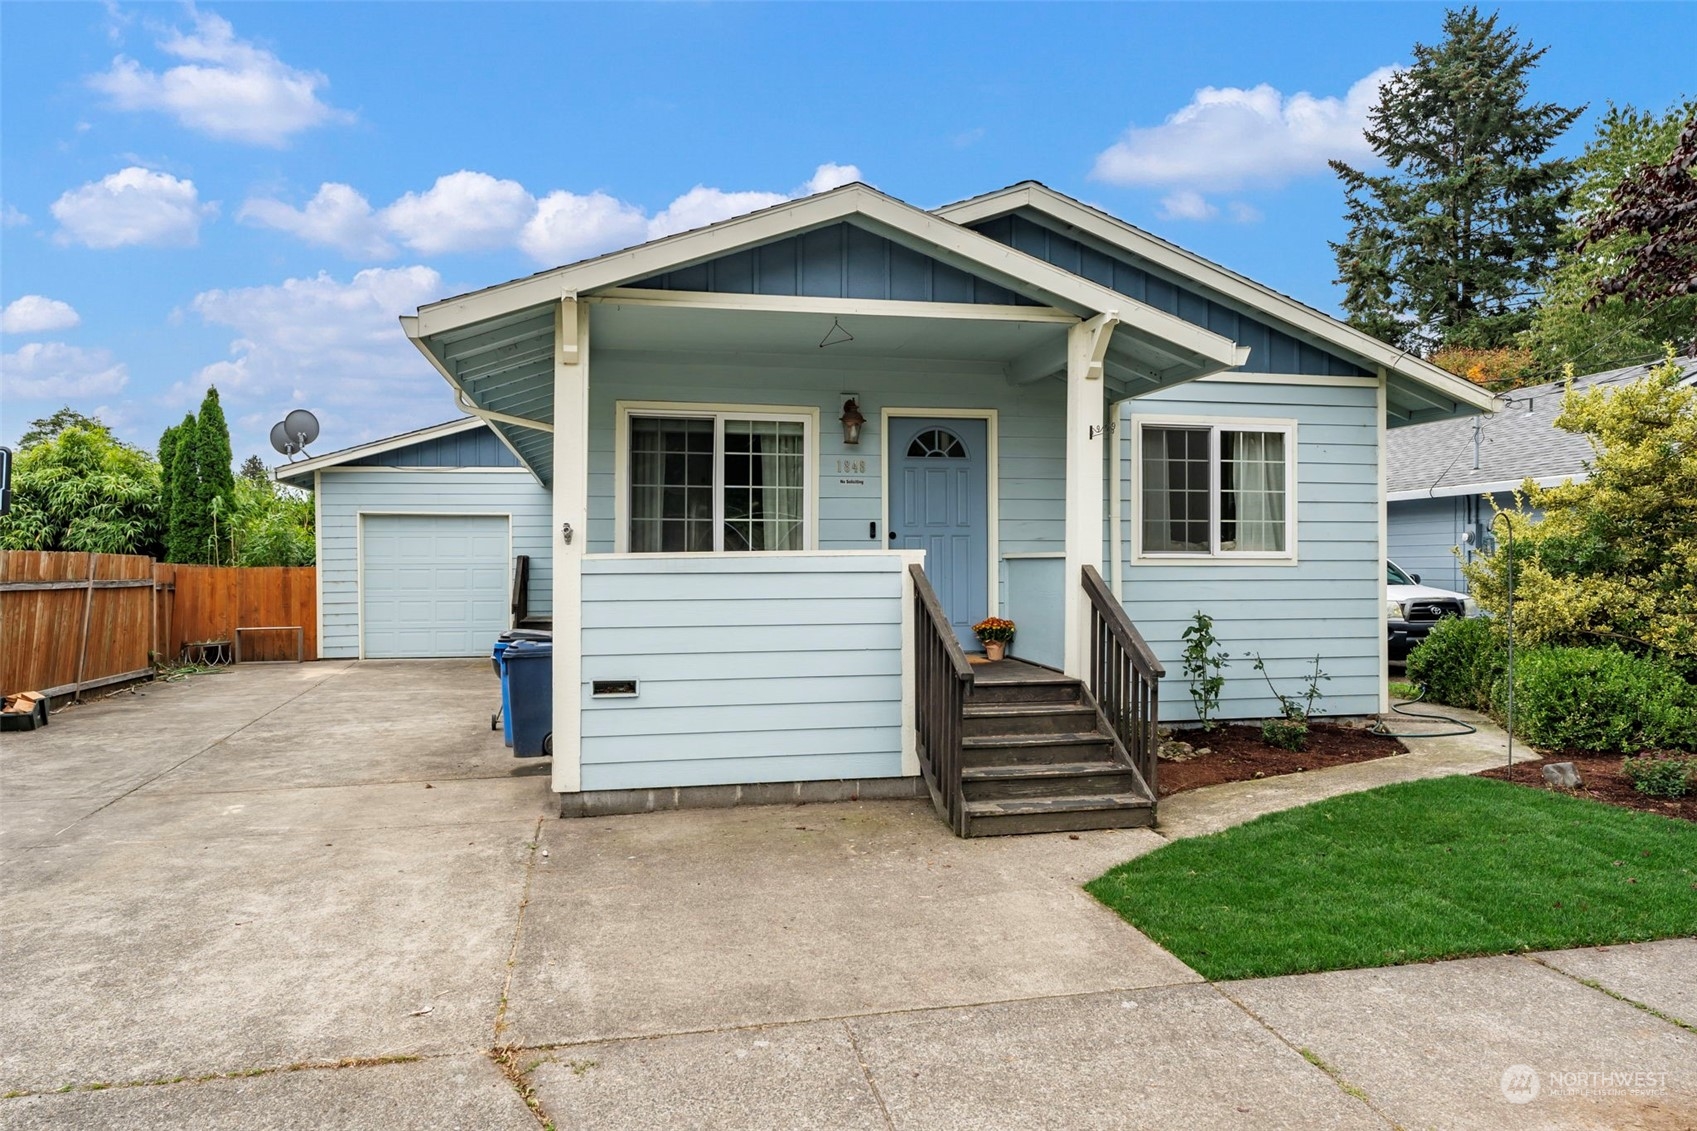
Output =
[
  {"x1": 349, "y1": 426, "x2": 520, "y2": 469},
  {"x1": 633, "y1": 221, "x2": 1036, "y2": 306},
  {"x1": 586, "y1": 352, "x2": 1067, "y2": 610},
  {"x1": 972, "y1": 211, "x2": 1372, "y2": 378},
  {"x1": 1118, "y1": 378, "x2": 1383, "y2": 721},
  {"x1": 1387, "y1": 491, "x2": 1526, "y2": 595},
  {"x1": 579, "y1": 554, "x2": 906, "y2": 790},
  {"x1": 317, "y1": 469, "x2": 552, "y2": 658}
]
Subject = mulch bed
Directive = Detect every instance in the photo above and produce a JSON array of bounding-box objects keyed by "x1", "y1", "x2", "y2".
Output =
[
  {"x1": 1476, "y1": 755, "x2": 1697, "y2": 823},
  {"x1": 1157, "y1": 723, "x2": 1407, "y2": 798}
]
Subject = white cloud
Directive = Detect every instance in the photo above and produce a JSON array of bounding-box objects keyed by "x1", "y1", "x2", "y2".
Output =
[
  {"x1": 1, "y1": 341, "x2": 129, "y2": 399},
  {"x1": 1228, "y1": 202, "x2": 1263, "y2": 224},
  {"x1": 645, "y1": 186, "x2": 789, "y2": 240},
  {"x1": 88, "y1": 9, "x2": 346, "y2": 146},
  {"x1": 1092, "y1": 66, "x2": 1395, "y2": 193},
  {"x1": 379, "y1": 171, "x2": 537, "y2": 255},
  {"x1": 182, "y1": 266, "x2": 454, "y2": 453},
  {"x1": 1157, "y1": 190, "x2": 1218, "y2": 222},
  {"x1": 802, "y1": 163, "x2": 863, "y2": 195},
  {"x1": 2, "y1": 296, "x2": 82, "y2": 334},
  {"x1": 519, "y1": 190, "x2": 648, "y2": 264},
  {"x1": 1, "y1": 203, "x2": 28, "y2": 228},
  {"x1": 51, "y1": 166, "x2": 214, "y2": 248},
  {"x1": 243, "y1": 163, "x2": 867, "y2": 264},
  {"x1": 237, "y1": 182, "x2": 392, "y2": 257}
]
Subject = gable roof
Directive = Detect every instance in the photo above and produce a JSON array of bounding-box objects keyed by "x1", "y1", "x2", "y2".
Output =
[
  {"x1": 1386, "y1": 356, "x2": 1697, "y2": 500},
  {"x1": 273, "y1": 416, "x2": 497, "y2": 484},
  {"x1": 936, "y1": 182, "x2": 1499, "y2": 421}
]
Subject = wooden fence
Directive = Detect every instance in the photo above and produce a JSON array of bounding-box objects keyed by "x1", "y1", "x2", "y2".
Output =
[
  {"x1": 158, "y1": 563, "x2": 317, "y2": 664},
  {"x1": 1, "y1": 551, "x2": 317, "y2": 698}
]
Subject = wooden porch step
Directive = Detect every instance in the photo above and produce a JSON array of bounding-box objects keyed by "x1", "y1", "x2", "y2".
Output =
[
  {"x1": 962, "y1": 791, "x2": 1155, "y2": 837},
  {"x1": 962, "y1": 730, "x2": 1112, "y2": 766},
  {"x1": 961, "y1": 760, "x2": 1141, "y2": 801},
  {"x1": 962, "y1": 702, "x2": 1098, "y2": 737},
  {"x1": 969, "y1": 679, "x2": 1083, "y2": 707}
]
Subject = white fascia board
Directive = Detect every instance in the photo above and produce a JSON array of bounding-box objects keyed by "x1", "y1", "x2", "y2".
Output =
[
  {"x1": 937, "y1": 184, "x2": 1498, "y2": 416},
  {"x1": 272, "y1": 415, "x2": 487, "y2": 482},
  {"x1": 413, "y1": 184, "x2": 1243, "y2": 373},
  {"x1": 1387, "y1": 473, "x2": 1582, "y2": 502},
  {"x1": 400, "y1": 314, "x2": 543, "y2": 480}
]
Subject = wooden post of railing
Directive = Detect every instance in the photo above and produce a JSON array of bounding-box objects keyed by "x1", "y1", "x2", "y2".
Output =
[
  {"x1": 1081, "y1": 565, "x2": 1164, "y2": 798},
  {"x1": 909, "y1": 564, "x2": 974, "y2": 835}
]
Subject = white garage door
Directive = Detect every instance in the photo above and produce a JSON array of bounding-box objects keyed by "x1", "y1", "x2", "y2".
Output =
[{"x1": 361, "y1": 514, "x2": 510, "y2": 658}]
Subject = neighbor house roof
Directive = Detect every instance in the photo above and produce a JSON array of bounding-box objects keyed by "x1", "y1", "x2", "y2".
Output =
[
  {"x1": 273, "y1": 416, "x2": 486, "y2": 484},
  {"x1": 1386, "y1": 356, "x2": 1697, "y2": 501}
]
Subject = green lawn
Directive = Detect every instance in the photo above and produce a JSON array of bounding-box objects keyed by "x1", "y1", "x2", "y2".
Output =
[{"x1": 1086, "y1": 776, "x2": 1697, "y2": 981}]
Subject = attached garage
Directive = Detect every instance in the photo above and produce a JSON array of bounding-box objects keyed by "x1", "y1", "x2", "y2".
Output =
[
  {"x1": 360, "y1": 514, "x2": 511, "y2": 658},
  {"x1": 275, "y1": 418, "x2": 553, "y2": 659}
]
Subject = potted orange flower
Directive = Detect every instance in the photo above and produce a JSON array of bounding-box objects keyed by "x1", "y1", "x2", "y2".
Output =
[{"x1": 973, "y1": 616, "x2": 1016, "y2": 662}]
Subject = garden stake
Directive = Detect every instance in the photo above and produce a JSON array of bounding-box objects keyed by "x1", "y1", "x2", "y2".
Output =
[{"x1": 1493, "y1": 511, "x2": 1516, "y2": 781}]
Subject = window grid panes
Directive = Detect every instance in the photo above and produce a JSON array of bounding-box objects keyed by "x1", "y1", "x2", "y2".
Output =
[
  {"x1": 1141, "y1": 424, "x2": 1291, "y2": 556},
  {"x1": 627, "y1": 412, "x2": 809, "y2": 553},
  {"x1": 907, "y1": 428, "x2": 967, "y2": 458}
]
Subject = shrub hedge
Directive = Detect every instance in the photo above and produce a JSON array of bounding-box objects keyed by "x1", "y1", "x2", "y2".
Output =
[
  {"x1": 1405, "y1": 616, "x2": 1504, "y2": 713},
  {"x1": 1506, "y1": 647, "x2": 1697, "y2": 754},
  {"x1": 1407, "y1": 619, "x2": 1697, "y2": 754}
]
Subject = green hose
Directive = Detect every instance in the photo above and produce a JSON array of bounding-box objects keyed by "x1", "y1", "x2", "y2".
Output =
[{"x1": 1369, "y1": 684, "x2": 1479, "y2": 738}]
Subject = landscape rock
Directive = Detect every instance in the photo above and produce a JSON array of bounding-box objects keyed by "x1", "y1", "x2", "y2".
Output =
[
  {"x1": 1542, "y1": 762, "x2": 1582, "y2": 789},
  {"x1": 1157, "y1": 740, "x2": 1199, "y2": 763}
]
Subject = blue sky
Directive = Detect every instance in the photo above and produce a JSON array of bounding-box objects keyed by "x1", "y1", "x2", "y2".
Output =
[{"x1": 2, "y1": 2, "x2": 1689, "y2": 464}]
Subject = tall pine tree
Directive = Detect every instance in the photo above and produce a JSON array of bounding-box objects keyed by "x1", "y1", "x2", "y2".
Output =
[
  {"x1": 1330, "y1": 7, "x2": 1582, "y2": 353},
  {"x1": 166, "y1": 412, "x2": 201, "y2": 563}
]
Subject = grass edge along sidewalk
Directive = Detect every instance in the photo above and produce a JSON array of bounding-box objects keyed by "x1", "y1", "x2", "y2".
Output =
[{"x1": 1087, "y1": 776, "x2": 1697, "y2": 982}]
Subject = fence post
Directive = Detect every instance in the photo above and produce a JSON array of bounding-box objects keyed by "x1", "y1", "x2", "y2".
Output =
[{"x1": 74, "y1": 551, "x2": 97, "y2": 699}]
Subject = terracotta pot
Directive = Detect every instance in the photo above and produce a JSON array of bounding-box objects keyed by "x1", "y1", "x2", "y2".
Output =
[{"x1": 984, "y1": 641, "x2": 1007, "y2": 662}]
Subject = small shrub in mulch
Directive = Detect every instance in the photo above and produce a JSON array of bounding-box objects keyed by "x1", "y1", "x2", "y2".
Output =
[
  {"x1": 1156, "y1": 723, "x2": 1406, "y2": 797},
  {"x1": 1477, "y1": 755, "x2": 1697, "y2": 823}
]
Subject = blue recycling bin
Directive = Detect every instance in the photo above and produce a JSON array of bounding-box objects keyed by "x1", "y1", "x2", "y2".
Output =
[
  {"x1": 492, "y1": 629, "x2": 551, "y2": 746},
  {"x1": 503, "y1": 638, "x2": 554, "y2": 758}
]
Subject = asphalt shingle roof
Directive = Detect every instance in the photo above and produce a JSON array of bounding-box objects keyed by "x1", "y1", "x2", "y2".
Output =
[{"x1": 1386, "y1": 356, "x2": 1697, "y2": 498}]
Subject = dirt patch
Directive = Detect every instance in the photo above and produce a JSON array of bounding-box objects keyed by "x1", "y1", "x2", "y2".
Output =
[
  {"x1": 1476, "y1": 755, "x2": 1697, "y2": 823},
  {"x1": 1156, "y1": 723, "x2": 1407, "y2": 797}
]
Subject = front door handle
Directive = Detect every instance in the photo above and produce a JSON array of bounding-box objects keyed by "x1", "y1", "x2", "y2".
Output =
[{"x1": 888, "y1": 531, "x2": 898, "y2": 541}]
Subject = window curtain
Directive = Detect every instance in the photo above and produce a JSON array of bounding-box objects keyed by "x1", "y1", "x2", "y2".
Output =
[
  {"x1": 757, "y1": 421, "x2": 805, "y2": 551},
  {"x1": 1140, "y1": 428, "x2": 1173, "y2": 552},
  {"x1": 1224, "y1": 431, "x2": 1286, "y2": 552}
]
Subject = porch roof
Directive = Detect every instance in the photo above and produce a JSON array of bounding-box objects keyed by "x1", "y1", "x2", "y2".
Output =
[{"x1": 402, "y1": 184, "x2": 1248, "y2": 485}]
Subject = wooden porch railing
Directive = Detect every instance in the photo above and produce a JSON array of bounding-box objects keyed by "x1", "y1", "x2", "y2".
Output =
[
  {"x1": 1082, "y1": 565, "x2": 1164, "y2": 796},
  {"x1": 910, "y1": 564, "x2": 974, "y2": 835}
]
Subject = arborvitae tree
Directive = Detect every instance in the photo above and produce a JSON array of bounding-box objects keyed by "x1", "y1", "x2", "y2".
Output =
[
  {"x1": 1330, "y1": 7, "x2": 1582, "y2": 353},
  {"x1": 166, "y1": 412, "x2": 201, "y2": 563},
  {"x1": 191, "y1": 387, "x2": 236, "y2": 565},
  {"x1": 158, "y1": 421, "x2": 183, "y2": 545}
]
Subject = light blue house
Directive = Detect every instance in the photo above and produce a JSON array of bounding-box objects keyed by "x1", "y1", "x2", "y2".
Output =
[{"x1": 384, "y1": 181, "x2": 1492, "y2": 834}]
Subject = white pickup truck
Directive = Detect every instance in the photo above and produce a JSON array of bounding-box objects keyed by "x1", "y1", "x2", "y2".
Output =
[{"x1": 1387, "y1": 560, "x2": 1479, "y2": 661}]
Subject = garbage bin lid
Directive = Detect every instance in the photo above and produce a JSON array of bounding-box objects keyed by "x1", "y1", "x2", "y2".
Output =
[{"x1": 499, "y1": 628, "x2": 553, "y2": 643}]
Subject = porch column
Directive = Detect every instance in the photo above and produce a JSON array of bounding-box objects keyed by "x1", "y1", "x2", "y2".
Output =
[
  {"x1": 552, "y1": 296, "x2": 589, "y2": 794},
  {"x1": 1063, "y1": 312, "x2": 1118, "y2": 679}
]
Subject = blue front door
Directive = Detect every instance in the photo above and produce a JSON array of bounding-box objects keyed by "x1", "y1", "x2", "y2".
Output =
[{"x1": 889, "y1": 417, "x2": 989, "y2": 652}]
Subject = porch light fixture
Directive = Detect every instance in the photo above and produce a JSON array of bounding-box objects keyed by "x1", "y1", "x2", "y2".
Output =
[{"x1": 840, "y1": 398, "x2": 867, "y2": 445}]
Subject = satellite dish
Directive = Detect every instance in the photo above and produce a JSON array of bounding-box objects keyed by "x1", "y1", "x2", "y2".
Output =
[
  {"x1": 269, "y1": 409, "x2": 321, "y2": 461},
  {"x1": 283, "y1": 409, "x2": 320, "y2": 447},
  {"x1": 269, "y1": 421, "x2": 300, "y2": 457}
]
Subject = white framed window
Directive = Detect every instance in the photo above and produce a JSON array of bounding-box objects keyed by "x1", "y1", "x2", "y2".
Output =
[
  {"x1": 616, "y1": 404, "x2": 815, "y2": 553},
  {"x1": 1133, "y1": 416, "x2": 1297, "y2": 559}
]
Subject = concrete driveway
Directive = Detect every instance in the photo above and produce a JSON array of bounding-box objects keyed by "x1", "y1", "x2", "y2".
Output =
[{"x1": 2, "y1": 661, "x2": 1692, "y2": 1129}]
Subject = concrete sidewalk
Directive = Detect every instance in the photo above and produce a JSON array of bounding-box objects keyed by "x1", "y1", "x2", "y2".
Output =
[{"x1": 3, "y1": 663, "x2": 1691, "y2": 1129}]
